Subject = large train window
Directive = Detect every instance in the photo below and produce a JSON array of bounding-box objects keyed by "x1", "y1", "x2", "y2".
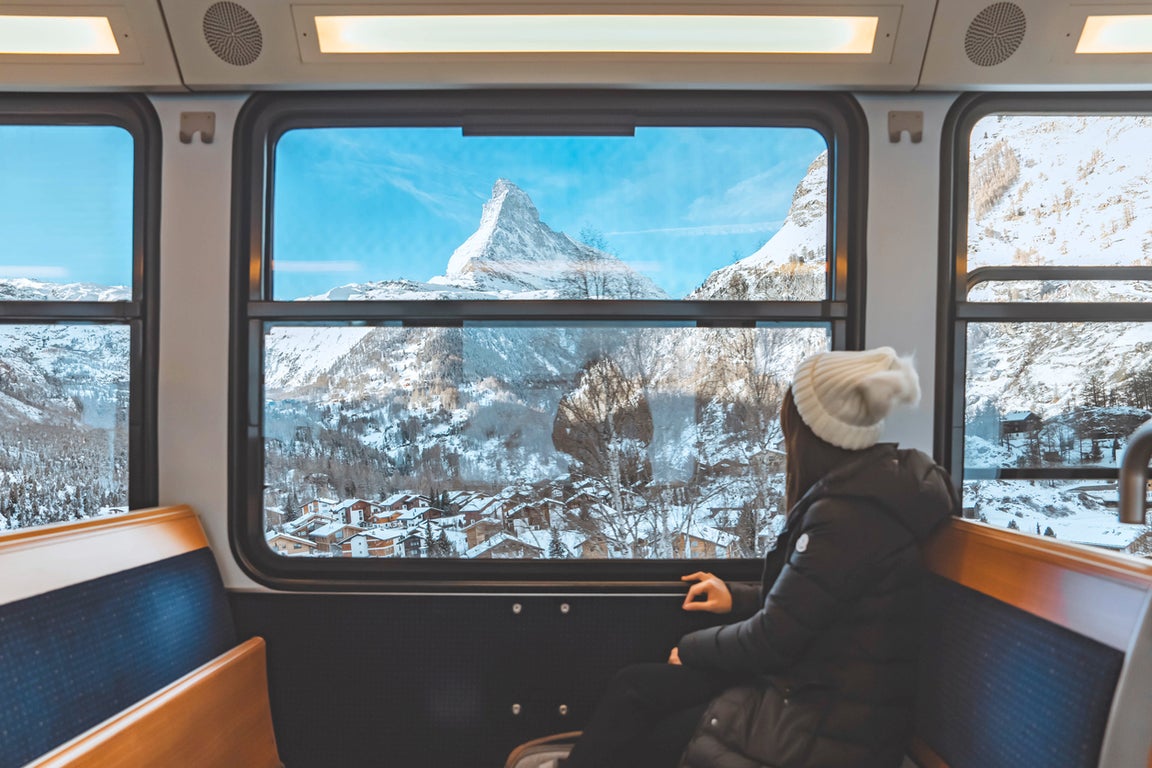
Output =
[
  {"x1": 0, "y1": 96, "x2": 158, "y2": 532},
  {"x1": 941, "y1": 95, "x2": 1152, "y2": 557},
  {"x1": 231, "y1": 92, "x2": 866, "y2": 587}
]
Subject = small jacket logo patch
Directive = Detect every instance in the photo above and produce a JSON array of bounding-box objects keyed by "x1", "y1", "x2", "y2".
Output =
[{"x1": 795, "y1": 533, "x2": 810, "y2": 553}]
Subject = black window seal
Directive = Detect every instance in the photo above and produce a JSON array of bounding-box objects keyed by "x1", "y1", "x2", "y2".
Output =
[
  {"x1": 936, "y1": 92, "x2": 1152, "y2": 488},
  {"x1": 229, "y1": 90, "x2": 868, "y2": 592},
  {"x1": 0, "y1": 94, "x2": 159, "y2": 510}
]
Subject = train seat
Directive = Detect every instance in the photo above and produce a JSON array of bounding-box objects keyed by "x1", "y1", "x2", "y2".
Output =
[
  {"x1": 0, "y1": 505, "x2": 282, "y2": 768},
  {"x1": 908, "y1": 518, "x2": 1152, "y2": 768},
  {"x1": 506, "y1": 519, "x2": 1152, "y2": 768}
]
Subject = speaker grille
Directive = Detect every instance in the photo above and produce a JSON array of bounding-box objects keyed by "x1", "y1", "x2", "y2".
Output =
[
  {"x1": 203, "y1": 1, "x2": 262, "y2": 67},
  {"x1": 965, "y1": 3, "x2": 1026, "y2": 67}
]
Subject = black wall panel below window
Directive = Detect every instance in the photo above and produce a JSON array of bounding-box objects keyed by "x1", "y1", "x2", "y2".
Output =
[{"x1": 230, "y1": 592, "x2": 724, "y2": 767}]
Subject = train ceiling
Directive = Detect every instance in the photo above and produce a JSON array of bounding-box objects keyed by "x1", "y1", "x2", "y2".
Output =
[{"x1": 1, "y1": 0, "x2": 1151, "y2": 90}]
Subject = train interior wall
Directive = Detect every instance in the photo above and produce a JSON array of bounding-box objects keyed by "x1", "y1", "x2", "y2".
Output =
[{"x1": 150, "y1": 92, "x2": 956, "y2": 765}]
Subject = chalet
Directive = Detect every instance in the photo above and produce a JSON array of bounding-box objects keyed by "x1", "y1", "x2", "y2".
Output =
[
  {"x1": 265, "y1": 532, "x2": 318, "y2": 556},
  {"x1": 329, "y1": 498, "x2": 381, "y2": 526},
  {"x1": 575, "y1": 535, "x2": 608, "y2": 559},
  {"x1": 299, "y1": 497, "x2": 339, "y2": 516},
  {"x1": 1001, "y1": 411, "x2": 1042, "y2": 437},
  {"x1": 672, "y1": 525, "x2": 741, "y2": 559},
  {"x1": 464, "y1": 532, "x2": 544, "y2": 560},
  {"x1": 397, "y1": 531, "x2": 425, "y2": 559},
  {"x1": 283, "y1": 511, "x2": 337, "y2": 537},
  {"x1": 464, "y1": 519, "x2": 505, "y2": 550},
  {"x1": 459, "y1": 495, "x2": 504, "y2": 525},
  {"x1": 309, "y1": 521, "x2": 366, "y2": 554},
  {"x1": 390, "y1": 506, "x2": 437, "y2": 528},
  {"x1": 380, "y1": 492, "x2": 429, "y2": 512},
  {"x1": 506, "y1": 500, "x2": 558, "y2": 532},
  {"x1": 341, "y1": 529, "x2": 405, "y2": 558}
]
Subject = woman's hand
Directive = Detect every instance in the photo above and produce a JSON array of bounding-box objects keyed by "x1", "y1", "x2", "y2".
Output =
[
  {"x1": 668, "y1": 646, "x2": 682, "y2": 665},
  {"x1": 680, "y1": 571, "x2": 733, "y2": 614}
]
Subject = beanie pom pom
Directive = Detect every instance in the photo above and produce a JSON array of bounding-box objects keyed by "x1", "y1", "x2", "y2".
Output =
[{"x1": 858, "y1": 355, "x2": 920, "y2": 421}]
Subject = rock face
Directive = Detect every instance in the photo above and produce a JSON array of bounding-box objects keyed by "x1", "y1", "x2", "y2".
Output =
[
  {"x1": 690, "y1": 152, "x2": 828, "y2": 301},
  {"x1": 430, "y1": 179, "x2": 667, "y2": 299}
]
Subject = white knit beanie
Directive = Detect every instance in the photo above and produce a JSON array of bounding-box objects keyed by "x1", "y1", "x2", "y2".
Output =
[{"x1": 790, "y1": 347, "x2": 921, "y2": 450}]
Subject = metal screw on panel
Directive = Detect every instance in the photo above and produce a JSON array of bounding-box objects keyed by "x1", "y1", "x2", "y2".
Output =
[
  {"x1": 512, "y1": 603, "x2": 522, "y2": 614},
  {"x1": 512, "y1": 703, "x2": 522, "y2": 716},
  {"x1": 558, "y1": 704, "x2": 569, "y2": 716},
  {"x1": 560, "y1": 603, "x2": 570, "y2": 614}
]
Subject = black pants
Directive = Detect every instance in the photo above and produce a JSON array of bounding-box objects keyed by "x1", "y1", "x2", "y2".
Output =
[{"x1": 564, "y1": 663, "x2": 736, "y2": 768}]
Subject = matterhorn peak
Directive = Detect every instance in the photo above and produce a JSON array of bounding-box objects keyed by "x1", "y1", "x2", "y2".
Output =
[{"x1": 480, "y1": 179, "x2": 540, "y2": 230}]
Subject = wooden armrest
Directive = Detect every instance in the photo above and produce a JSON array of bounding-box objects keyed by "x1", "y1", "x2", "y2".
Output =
[{"x1": 27, "y1": 637, "x2": 283, "y2": 768}]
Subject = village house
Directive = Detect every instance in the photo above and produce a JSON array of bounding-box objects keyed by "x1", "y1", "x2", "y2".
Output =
[
  {"x1": 459, "y1": 495, "x2": 504, "y2": 525},
  {"x1": 672, "y1": 525, "x2": 741, "y2": 559},
  {"x1": 283, "y1": 511, "x2": 337, "y2": 537},
  {"x1": 299, "y1": 497, "x2": 339, "y2": 517},
  {"x1": 463, "y1": 519, "x2": 505, "y2": 550},
  {"x1": 505, "y1": 499, "x2": 561, "y2": 532},
  {"x1": 265, "y1": 531, "x2": 319, "y2": 556},
  {"x1": 329, "y1": 498, "x2": 381, "y2": 526},
  {"x1": 1001, "y1": 411, "x2": 1042, "y2": 438},
  {"x1": 464, "y1": 532, "x2": 544, "y2": 560},
  {"x1": 309, "y1": 520, "x2": 366, "y2": 554},
  {"x1": 341, "y1": 529, "x2": 405, "y2": 558},
  {"x1": 380, "y1": 492, "x2": 430, "y2": 512}
]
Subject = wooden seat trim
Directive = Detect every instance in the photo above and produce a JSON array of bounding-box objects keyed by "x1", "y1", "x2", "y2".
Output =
[
  {"x1": 0, "y1": 505, "x2": 209, "y2": 604},
  {"x1": 923, "y1": 519, "x2": 1152, "y2": 650},
  {"x1": 27, "y1": 636, "x2": 283, "y2": 768},
  {"x1": 907, "y1": 736, "x2": 950, "y2": 768}
]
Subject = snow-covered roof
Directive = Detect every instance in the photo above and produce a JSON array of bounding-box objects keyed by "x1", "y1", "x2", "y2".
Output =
[
  {"x1": 679, "y1": 524, "x2": 740, "y2": 547},
  {"x1": 266, "y1": 531, "x2": 316, "y2": 548},
  {"x1": 1003, "y1": 411, "x2": 1039, "y2": 421},
  {"x1": 310, "y1": 521, "x2": 363, "y2": 538},
  {"x1": 348, "y1": 529, "x2": 406, "y2": 544},
  {"x1": 464, "y1": 532, "x2": 543, "y2": 558}
]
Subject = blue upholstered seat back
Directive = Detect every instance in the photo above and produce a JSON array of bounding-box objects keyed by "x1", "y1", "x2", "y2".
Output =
[
  {"x1": 916, "y1": 575, "x2": 1124, "y2": 768},
  {"x1": 0, "y1": 548, "x2": 236, "y2": 767}
]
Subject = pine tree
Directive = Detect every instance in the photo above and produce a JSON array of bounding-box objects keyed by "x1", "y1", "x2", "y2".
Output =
[
  {"x1": 548, "y1": 528, "x2": 568, "y2": 559},
  {"x1": 1007, "y1": 519, "x2": 1019, "y2": 530}
]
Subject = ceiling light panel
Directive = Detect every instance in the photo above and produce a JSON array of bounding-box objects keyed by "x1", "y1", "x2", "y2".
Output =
[
  {"x1": 312, "y1": 13, "x2": 881, "y2": 54},
  {"x1": 1076, "y1": 14, "x2": 1152, "y2": 53},
  {"x1": 0, "y1": 15, "x2": 118, "y2": 55}
]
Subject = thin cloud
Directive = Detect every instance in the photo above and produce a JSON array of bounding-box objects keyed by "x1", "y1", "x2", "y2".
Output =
[
  {"x1": 273, "y1": 260, "x2": 362, "y2": 273},
  {"x1": 607, "y1": 220, "x2": 784, "y2": 237}
]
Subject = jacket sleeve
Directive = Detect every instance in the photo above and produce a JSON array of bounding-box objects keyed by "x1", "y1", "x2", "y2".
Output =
[
  {"x1": 677, "y1": 498, "x2": 910, "y2": 675},
  {"x1": 728, "y1": 582, "x2": 762, "y2": 620}
]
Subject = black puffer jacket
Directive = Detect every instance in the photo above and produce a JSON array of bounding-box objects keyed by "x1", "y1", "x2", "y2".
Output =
[{"x1": 677, "y1": 444, "x2": 955, "y2": 768}]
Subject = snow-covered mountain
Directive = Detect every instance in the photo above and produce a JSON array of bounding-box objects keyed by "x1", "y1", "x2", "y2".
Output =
[
  {"x1": 307, "y1": 180, "x2": 667, "y2": 302},
  {"x1": 0, "y1": 278, "x2": 128, "y2": 302},
  {"x1": 690, "y1": 152, "x2": 827, "y2": 300},
  {"x1": 0, "y1": 279, "x2": 129, "y2": 429},
  {"x1": 963, "y1": 115, "x2": 1152, "y2": 419},
  {"x1": 264, "y1": 172, "x2": 828, "y2": 514}
]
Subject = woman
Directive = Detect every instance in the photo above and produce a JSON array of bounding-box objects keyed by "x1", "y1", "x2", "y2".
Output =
[{"x1": 564, "y1": 347, "x2": 958, "y2": 768}]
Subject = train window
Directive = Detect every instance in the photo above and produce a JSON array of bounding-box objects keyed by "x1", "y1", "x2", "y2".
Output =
[
  {"x1": 232, "y1": 92, "x2": 867, "y2": 587},
  {"x1": 0, "y1": 97, "x2": 159, "y2": 531},
  {"x1": 942, "y1": 96, "x2": 1152, "y2": 557}
]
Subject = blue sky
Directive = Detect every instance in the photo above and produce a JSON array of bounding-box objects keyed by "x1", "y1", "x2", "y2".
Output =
[
  {"x1": 0, "y1": 126, "x2": 133, "y2": 287},
  {"x1": 273, "y1": 126, "x2": 827, "y2": 299}
]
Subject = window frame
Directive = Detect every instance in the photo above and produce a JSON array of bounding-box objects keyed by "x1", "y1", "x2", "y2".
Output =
[
  {"x1": 936, "y1": 93, "x2": 1152, "y2": 486},
  {"x1": 0, "y1": 94, "x2": 160, "y2": 513},
  {"x1": 230, "y1": 90, "x2": 868, "y2": 591}
]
